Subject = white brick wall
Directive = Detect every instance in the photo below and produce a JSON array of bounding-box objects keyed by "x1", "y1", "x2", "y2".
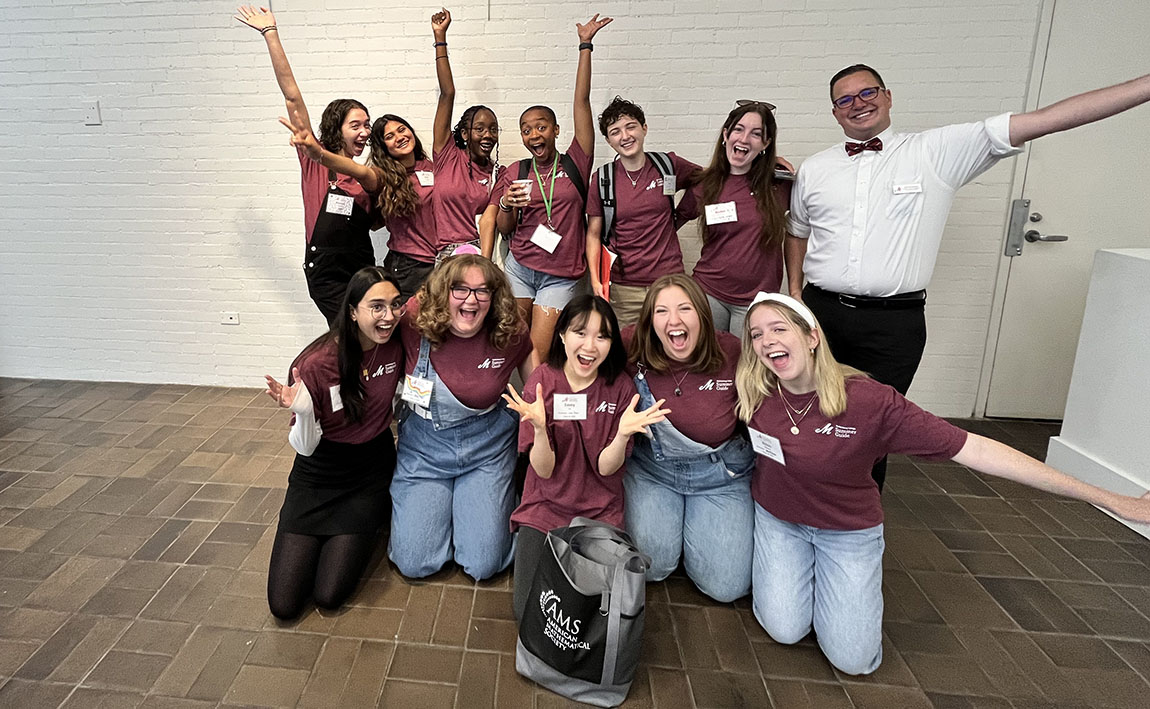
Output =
[{"x1": 0, "y1": 0, "x2": 1045, "y2": 416}]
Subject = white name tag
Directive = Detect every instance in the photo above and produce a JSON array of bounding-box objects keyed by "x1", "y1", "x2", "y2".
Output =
[
  {"x1": 892, "y1": 183, "x2": 922, "y2": 195},
  {"x1": 553, "y1": 393, "x2": 587, "y2": 421},
  {"x1": 662, "y1": 174, "x2": 677, "y2": 195},
  {"x1": 475, "y1": 213, "x2": 483, "y2": 235},
  {"x1": 325, "y1": 194, "x2": 354, "y2": 216},
  {"x1": 530, "y1": 224, "x2": 562, "y2": 254},
  {"x1": 749, "y1": 427, "x2": 786, "y2": 465},
  {"x1": 704, "y1": 201, "x2": 738, "y2": 225},
  {"x1": 416, "y1": 171, "x2": 435, "y2": 187},
  {"x1": 401, "y1": 374, "x2": 433, "y2": 407},
  {"x1": 329, "y1": 385, "x2": 344, "y2": 412}
]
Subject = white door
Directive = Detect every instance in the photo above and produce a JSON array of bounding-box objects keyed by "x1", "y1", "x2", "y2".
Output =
[{"x1": 984, "y1": 0, "x2": 1150, "y2": 419}]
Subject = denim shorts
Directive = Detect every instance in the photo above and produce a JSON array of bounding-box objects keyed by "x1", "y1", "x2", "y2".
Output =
[{"x1": 503, "y1": 251, "x2": 583, "y2": 310}]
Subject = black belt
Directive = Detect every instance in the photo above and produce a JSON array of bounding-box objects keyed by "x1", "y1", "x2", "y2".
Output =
[{"x1": 806, "y1": 284, "x2": 926, "y2": 310}]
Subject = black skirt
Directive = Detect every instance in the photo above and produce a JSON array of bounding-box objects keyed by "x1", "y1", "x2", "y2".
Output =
[{"x1": 277, "y1": 431, "x2": 396, "y2": 536}]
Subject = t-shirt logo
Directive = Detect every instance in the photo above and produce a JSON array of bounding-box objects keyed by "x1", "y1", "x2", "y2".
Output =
[
  {"x1": 646, "y1": 178, "x2": 662, "y2": 191},
  {"x1": 594, "y1": 401, "x2": 617, "y2": 414},
  {"x1": 477, "y1": 358, "x2": 505, "y2": 369},
  {"x1": 384, "y1": 362, "x2": 397, "y2": 375},
  {"x1": 557, "y1": 171, "x2": 568, "y2": 179},
  {"x1": 478, "y1": 178, "x2": 489, "y2": 185},
  {"x1": 814, "y1": 423, "x2": 856, "y2": 438},
  {"x1": 698, "y1": 379, "x2": 733, "y2": 392}
]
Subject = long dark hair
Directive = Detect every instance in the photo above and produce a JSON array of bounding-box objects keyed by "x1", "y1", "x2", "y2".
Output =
[
  {"x1": 369, "y1": 114, "x2": 428, "y2": 219},
  {"x1": 547, "y1": 295, "x2": 627, "y2": 384},
  {"x1": 318, "y1": 98, "x2": 369, "y2": 153},
  {"x1": 697, "y1": 103, "x2": 785, "y2": 251},
  {"x1": 292, "y1": 266, "x2": 400, "y2": 424},
  {"x1": 453, "y1": 104, "x2": 501, "y2": 187}
]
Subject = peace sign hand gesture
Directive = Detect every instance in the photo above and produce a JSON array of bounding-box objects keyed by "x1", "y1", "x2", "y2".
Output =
[
  {"x1": 576, "y1": 13, "x2": 613, "y2": 43},
  {"x1": 503, "y1": 383, "x2": 547, "y2": 432},
  {"x1": 278, "y1": 112, "x2": 322, "y2": 161}
]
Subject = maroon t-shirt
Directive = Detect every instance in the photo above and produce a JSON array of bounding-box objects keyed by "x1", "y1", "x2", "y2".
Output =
[
  {"x1": 490, "y1": 139, "x2": 593, "y2": 279},
  {"x1": 299, "y1": 147, "x2": 374, "y2": 245},
  {"x1": 291, "y1": 338, "x2": 404, "y2": 444},
  {"x1": 586, "y1": 153, "x2": 700, "y2": 286},
  {"x1": 510, "y1": 364, "x2": 638, "y2": 533},
  {"x1": 678, "y1": 175, "x2": 787, "y2": 305},
  {"x1": 748, "y1": 376, "x2": 968, "y2": 531},
  {"x1": 432, "y1": 142, "x2": 501, "y2": 249},
  {"x1": 399, "y1": 299, "x2": 532, "y2": 410},
  {"x1": 384, "y1": 159, "x2": 438, "y2": 263},
  {"x1": 622, "y1": 326, "x2": 741, "y2": 447}
]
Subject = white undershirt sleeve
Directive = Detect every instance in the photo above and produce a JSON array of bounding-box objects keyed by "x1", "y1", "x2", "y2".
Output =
[{"x1": 287, "y1": 382, "x2": 323, "y2": 456}]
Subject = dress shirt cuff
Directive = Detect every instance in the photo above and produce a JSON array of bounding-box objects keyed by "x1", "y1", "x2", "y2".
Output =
[
  {"x1": 786, "y1": 216, "x2": 811, "y2": 238},
  {"x1": 984, "y1": 112, "x2": 1022, "y2": 157}
]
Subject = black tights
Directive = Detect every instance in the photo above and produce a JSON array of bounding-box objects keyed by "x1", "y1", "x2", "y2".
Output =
[{"x1": 267, "y1": 529, "x2": 377, "y2": 619}]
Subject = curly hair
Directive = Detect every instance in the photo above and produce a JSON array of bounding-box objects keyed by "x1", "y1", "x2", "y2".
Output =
[
  {"x1": 414, "y1": 254, "x2": 524, "y2": 351},
  {"x1": 318, "y1": 99, "x2": 369, "y2": 153},
  {"x1": 368, "y1": 114, "x2": 428, "y2": 220},
  {"x1": 598, "y1": 96, "x2": 646, "y2": 137}
]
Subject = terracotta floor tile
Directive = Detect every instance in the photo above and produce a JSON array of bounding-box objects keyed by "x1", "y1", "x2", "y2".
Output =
[
  {"x1": 686, "y1": 669, "x2": 768, "y2": 708},
  {"x1": 380, "y1": 679, "x2": 458, "y2": 708},
  {"x1": 766, "y1": 678, "x2": 853, "y2": 709},
  {"x1": 390, "y1": 643, "x2": 464, "y2": 683},
  {"x1": 223, "y1": 664, "x2": 310, "y2": 707},
  {"x1": 455, "y1": 650, "x2": 499, "y2": 708}
]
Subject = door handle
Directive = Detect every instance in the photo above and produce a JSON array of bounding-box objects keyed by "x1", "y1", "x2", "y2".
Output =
[{"x1": 1024, "y1": 230, "x2": 1069, "y2": 243}]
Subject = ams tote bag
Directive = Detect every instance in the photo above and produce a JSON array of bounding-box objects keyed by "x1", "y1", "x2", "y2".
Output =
[{"x1": 516, "y1": 518, "x2": 651, "y2": 708}]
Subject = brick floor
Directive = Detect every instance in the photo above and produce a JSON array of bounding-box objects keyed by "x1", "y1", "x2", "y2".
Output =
[{"x1": 0, "y1": 377, "x2": 1148, "y2": 707}]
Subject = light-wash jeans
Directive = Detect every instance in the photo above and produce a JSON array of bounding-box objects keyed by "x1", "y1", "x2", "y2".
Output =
[
  {"x1": 706, "y1": 294, "x2": 750, "y2": 336},
  {"x1": 752, "y1": 503, "x2": 884, "y2": 675}
]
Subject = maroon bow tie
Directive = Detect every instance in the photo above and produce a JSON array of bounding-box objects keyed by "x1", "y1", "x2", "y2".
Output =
[{"x1": 845, "y1": 137, "x2": 883, "y2": 156}]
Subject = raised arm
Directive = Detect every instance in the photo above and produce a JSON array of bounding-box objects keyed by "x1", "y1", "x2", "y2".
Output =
[
  {"x1": 952, "y1": 433, "x2": 1150, "y2": 524},
  {"x1": 1009, "y1": 73, "x2": 1150, "y2": 147},
  {"x1": 279, "y1": 115, "x2": 381, "y2": 192},
  {"x1": 235, "y1": 5, "x2": 311, "y2": 131},
  {"x1": 431, "y1": 8, "x2": 456, "y2": 154},
  {"x1": 573, "y1": 14, "x2": 613, "y2": 156}
]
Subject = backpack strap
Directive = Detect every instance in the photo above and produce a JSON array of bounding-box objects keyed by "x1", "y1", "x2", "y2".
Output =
[
  {"x1": 646, "y1": 151, "x2": 677, "y2": 220},
  {"x1": 596, "y1": 162, "x2": 617, "y2": 247},
  {"x1": 559, "y1": 152, "x2": 588, "y2": 205}
]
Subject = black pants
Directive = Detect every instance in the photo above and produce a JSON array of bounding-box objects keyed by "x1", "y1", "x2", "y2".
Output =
[
  {"x1": 512, "y1": 526, "x2": 547, "y2": 622},
  {"x1": 803, "y1": 284, "x2": 927, "y2": 490},
  {"x1": 383, "y1": 250, "x2": 435, "y2": 302}
]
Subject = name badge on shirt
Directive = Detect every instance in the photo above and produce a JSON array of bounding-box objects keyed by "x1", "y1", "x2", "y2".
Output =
[
  {"x1": 662, "y1": 174, "x2": 677, "y2": 195},
  {"x1": 553, "y1": 393, "x2": 587, "y2": 421},
  {"x1": 475, "y1": 213, "x2": 483, "y2": 235},
  {"x1": 401, "y1": 374, "x2": 433, "y2": 408},
  {"x1": 329, "y1": 385, "x2": 344, "y2": 412},
  {"x1": 325, "y1": 194, "x2": 354, "y2": 216},
  {"x1": 704, "y1": 201, "x2": 738, "y2": 225},
  {"x1": 530, "y1": 224, "x2": 563, "y2": 254},
  {"x1": 749, "y1": 427, "x2": 786, "y2": 465},
  {"x1": 892, "y1": 183, "x2": 922, "y2": 195},
  {"x1": 416, "y1": 171, "x2": 435, "y2": 187}
]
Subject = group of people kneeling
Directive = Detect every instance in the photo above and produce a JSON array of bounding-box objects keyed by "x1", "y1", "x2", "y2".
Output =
[{"x1": 264, "y1": 258, "x2": 1150, "y2": 676}]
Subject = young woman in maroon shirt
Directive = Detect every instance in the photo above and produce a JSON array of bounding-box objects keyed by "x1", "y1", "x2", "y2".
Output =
[
  {"x1": 736, "y1": 292, "x2": 1150, "y2": 675},
  {"x1": 503, "y1": 295, "x2": 668, "y2": 620},
  {"x1": 262, "y1": 267, "x2": 406, "y2": 619}
]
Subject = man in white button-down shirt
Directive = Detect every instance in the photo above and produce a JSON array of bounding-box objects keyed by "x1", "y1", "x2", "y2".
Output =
[{"x1": 786, "y1": 64, "x2": 1150, "y2": 489}]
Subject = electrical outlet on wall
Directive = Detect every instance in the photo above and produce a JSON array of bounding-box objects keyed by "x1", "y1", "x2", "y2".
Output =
[
  {"x1": 84, "y1": 100, "x2": 102, "y2": 126},
  {"x1": 220, "y1": 312, "x2": 240, "y2": 325}
]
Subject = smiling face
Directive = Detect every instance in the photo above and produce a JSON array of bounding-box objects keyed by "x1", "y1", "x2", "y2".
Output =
[
  {"x1": 382, "y1": 119, "x2": 416, "y2": 159},
  {"x1": 605, "y1": 114, "x2": 648, "y2": 160},
  {"x1": 519, "y1": 108, "x2": 559, "y2": 163},
  {"x1": 447, "y1": 266, "x2": 492, "y2": 339},
  {"x1": 651, "y1": 285, "x2": 701, "y2": 363},
  {"x1": 340, "y1": 108, "x2": 371, "y2": 157},
  {"x1": 831, "y1": 69, "x2": 892, "y2": 141},
  {"x1": 561, "y1": 311, "x2": 612, "y2": 380},
  {"x1": 351, "y1": 281, "x2": 403, "y2": 350},
  {"x1": 462, "y1": 108, "x2": 499, "y2": 162},
  {"x1": 723, "y1": 111, "x2": 769, "y2": 175},
  {"x1": 747, "y1": 305, "x2": 820, "y2": 393}
]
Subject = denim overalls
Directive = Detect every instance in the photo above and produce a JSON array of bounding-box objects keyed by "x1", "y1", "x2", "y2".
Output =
[
  {"x1": 389, "y1": 337, "x2": 517, "y2": 580},
  {"x1": 623, "y1": 364, "x2": 756, "y2": 602}
]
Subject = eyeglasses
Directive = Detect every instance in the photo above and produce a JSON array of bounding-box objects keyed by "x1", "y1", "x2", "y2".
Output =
[
  {"x1": 450, "y1": 285, "x2": 492, "y2": 302},
  {"x1": 736, "y1": 99, "x2": 777, "y2": 112},
  {"x1": 832, "y1": 86, "x2": 884, "y2": 110},
  {"x1": 361, "y1": 301, "x2": 407, "y2": 318},
  {"x1": 469, "y1": 125, "x2": 501, "y2": 138}
]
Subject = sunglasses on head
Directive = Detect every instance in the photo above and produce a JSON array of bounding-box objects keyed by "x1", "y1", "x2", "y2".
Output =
[{"x1": 736, "y1": 99, "x2": 777, "y2": 112}]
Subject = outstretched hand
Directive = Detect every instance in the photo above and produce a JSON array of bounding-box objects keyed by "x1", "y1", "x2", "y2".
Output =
[
  {"x1": 234, "y1": 5, "x2": 276, "y2": 32},
  {"x1": 265, "y1": 367, "x2": 302, "y2": 409},
  {"x1": 278, "y1": 112, "x2": 322, "y2": 161},
  {"x1": 503, "y1": 383, "x2": 547, "y2": 431},
  {"x1": 432, "y1": 7, "x2": 451, "y2": 36},
  {"x1": 616, "y1": 394, "x2": 669, "y2": 438},
  {"x1": 1113, "y1": 491, "x2": 1150, "y2": 525},
  {"x1": 576, "y1": 13, "x2": 613, "y2": 43}
]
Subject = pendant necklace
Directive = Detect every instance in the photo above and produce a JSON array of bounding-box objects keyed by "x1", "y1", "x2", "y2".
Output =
[
  {"x1": 622, "y1": 164, "x2": 642, "y2": 188},
  {"x1": 670, "y1": 367, "x2": 690, "y2": 397},
  {"x1": 361, "y1": 346, "x2": 380, "y2": 382},
  {"x1": 777, "y1": 382, "x2": 817, "y2": 435}
]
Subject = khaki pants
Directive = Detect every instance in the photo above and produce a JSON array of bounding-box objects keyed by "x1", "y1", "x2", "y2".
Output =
[{"x1": 609, "y1": 283, "x2": 648, "y2": 328}]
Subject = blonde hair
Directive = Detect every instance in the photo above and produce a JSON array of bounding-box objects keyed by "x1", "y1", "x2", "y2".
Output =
[
  {"x1": 735, "y1": 301, "x2": 866, "y2": 423},
  {"x1": 414, "y1": 255, "x2": 524, "y2": 350}
]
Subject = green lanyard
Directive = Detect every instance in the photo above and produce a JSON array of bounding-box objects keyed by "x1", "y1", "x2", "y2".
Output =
[{"x1": 532, "y1": 153, "x2": 560, "y2": 227}]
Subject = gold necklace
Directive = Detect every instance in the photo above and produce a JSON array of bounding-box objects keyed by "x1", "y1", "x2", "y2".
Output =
[
  {"x1": 777, "y1": 383, "x2": 817, "y2": 435},
  {"x1": 361, "y1": 345, "x2": 380, "y2": 381}
]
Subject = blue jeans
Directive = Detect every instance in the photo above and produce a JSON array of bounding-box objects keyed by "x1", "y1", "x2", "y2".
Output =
[
  {"x1": 503, "y1": 250, "x2": 583, "y2": 309},
  {"x1": 389, "y1": 406, "x2": 517, "y2": 580},
  {"x1": 624, "y1": 438, "x2": 754, "y2": 602},
  {"x1": 705, "y1": 294, "x2": 750, "y2": 335},
  {"x1": 752, "y1": 504, "x2": 884, "y2": 675}
]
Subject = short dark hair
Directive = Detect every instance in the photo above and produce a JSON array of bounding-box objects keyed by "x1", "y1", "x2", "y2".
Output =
[
  {"x1": 828, "y1": 64, "x2": 886, "y2": 99},
  {"x1": 547, "y1": 295, "x2": 627, "y2": 384},
  {"x1": 598, "y1": 96, "x2": 646, "y2": 137},
  {"x1": 318, "y1": 98, "x2": 369, "y2": 153},
  {"x1": 520, "y1": 105, "x2": 557, "y2": 125}
]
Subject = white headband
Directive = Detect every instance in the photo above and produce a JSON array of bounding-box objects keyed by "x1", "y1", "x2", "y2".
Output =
[{"x1": 749, "y1": 292, "x2": 818, "y2": 331}]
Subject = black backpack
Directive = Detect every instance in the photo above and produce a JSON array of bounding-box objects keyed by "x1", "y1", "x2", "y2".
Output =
[{"x1": 594, "y1": 152, "x2": 675, "y2": 247}]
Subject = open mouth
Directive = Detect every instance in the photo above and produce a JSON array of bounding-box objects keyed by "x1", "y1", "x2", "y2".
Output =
[
  {"x1": 528, "y1": 142, "x2": 548, "y2": 157},
  {"x1": 765, "y1": 349, "x2": 789, "y2": 367},
  {"x1": 666, "y1": 329, "x2": 688, "y2": 349},
  {"x1": 375, "y1": 322, "x2": 394, "y2": 339},
  {"x1": 575, "y1": 354, "x2": 596, "y2": 368},
  {"x1": 478, "y1": 140, "x2": 495, "y2": 152},
  {"x1": 619, "y1": 138, "x2": 636, "y2": 151},
  {"x1": 731, "y1": 145, "x2": 750, "y2": 158}
]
